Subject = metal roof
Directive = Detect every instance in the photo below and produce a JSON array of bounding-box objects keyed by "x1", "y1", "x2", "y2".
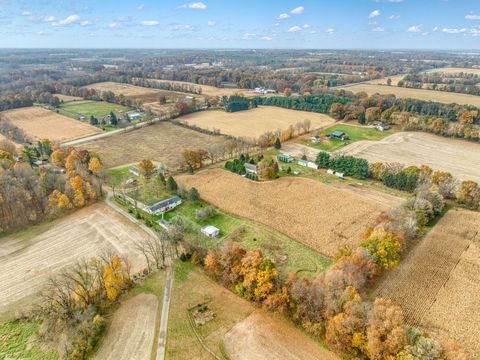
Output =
[{"x1": 147, "y1": 196, "x2": 181, "y2": 212}]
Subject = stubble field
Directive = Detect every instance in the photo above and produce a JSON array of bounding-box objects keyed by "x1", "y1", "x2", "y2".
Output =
[
  {"x1": 53, "y1": 94, "x2": 83, "y2": 102},
  {"x1": 0, "y1": 107, "x2": 101, "y2": 143},
  {"x1": 79, "y1": 121, "x2": 228, "y2": 168},
  {"x1": 177, "y1": 169, "x2": 396, "y2": 257},
  {"x1": 374, "y1": 209, "x2": 480, "y2": 359},
  {"x1": 340, "y1": 131, "x2": 480, "y2": 182},
  {"x1": 0, "y1": 203, "x2": 148, "y2": 317},
  {"x1": 146, "y1": 78, "x2": 257, "y2": 97},
  {"x1": 425, "y1": 67, "x2": 480, "y2": 75},
  {"x1": 94, "y1": 294, "x2": 159, "y2": 360},
  {"x1": 338, "y1": 83, "x2": 480, "y2": 106},
  {"x1": 177, "y1": 106, "x2": 335, "y2": 139}
]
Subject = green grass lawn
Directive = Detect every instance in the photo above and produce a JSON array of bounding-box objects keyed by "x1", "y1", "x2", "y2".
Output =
[
  {"x1": 304, "y1": 123, "x2": 395, "y2": 152},
  {"x1": 59, "y1": 100, "x2": 131, "y2": 119},
  {"x1": 0, "y1": 321, "x2": 58, "y2": 359}
]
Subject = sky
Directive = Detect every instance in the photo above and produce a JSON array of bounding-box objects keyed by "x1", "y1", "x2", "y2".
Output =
[{"x1": 0, "y1": 0, "x2": 480, "y2": 49}]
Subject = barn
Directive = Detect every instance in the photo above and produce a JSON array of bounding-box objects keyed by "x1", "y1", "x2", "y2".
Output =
[{"x1": 145, "y1": 196, "x2": 182, "y2": 215}]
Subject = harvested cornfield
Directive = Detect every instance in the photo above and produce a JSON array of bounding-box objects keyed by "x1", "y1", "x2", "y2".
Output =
[
  {"x1": 0, "y1": 107, "x2": 101, "y2": 143},
  {"x1": 426, "y1": 67, "x2": 480, "y2": 75},
  {"x1": 224, "y1": 311, "x2": 339, "y2": 360},
  {"x1": 146, "y1": 78, "x2": 257, "y2": 97},
  {"x1": 366, "y1": 75, "x2": 405, "y2": 86},
  {"x1": 79, "y1": 121, "x2": 227, "y2": 168},
  {"x1": 338, "y1": 83, "x2": 480, "y2": 107},
  {"x1": 340, "y1": 132, "x2": 480, "y2": 183},
  {"x1": 374, "y1": 209, "x2": 480, "y2": 359},
  {"x1": 177, "y1": 169, "x2": 396, "y2": 257},
  {"x1": 177, "y1": 106, "x2": 335, "y2": 138},
  {"x1": 95, "y1": 294, "x2": 158, "y2": 360},
  {"x1": 84, "y1": 82, "x2": 162, "y2": 102},
  {"x1": 0, "y1": 203, "x2": 148, "y2": 317},
  {"x1": 53, "y1": 94, "x2": 83, "y2": 102}
]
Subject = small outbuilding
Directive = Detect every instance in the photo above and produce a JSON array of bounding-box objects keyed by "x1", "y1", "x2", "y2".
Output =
[
  {"x1": 278, "y1": 153, "x2": 294, "y2": 163},
  {"x1": 129, "y1": 113, "x2": 141, "y2": 121},
  {"x1": 310, "y1": 136, "x2": 322, "y2": 143},
  {"x1": 201, "y1": 225, "x2": 220, "y2": 238},
  {"x1": 328, "y1": 131, "x2": 350, "y2": 141},
  {"x1": 244, "y1": 163, "x2": 258, "y2": 175},
  {"x1": 130, "y1": 165, "x2": 140, "y2": 176},
  {"x1": 298, "y1": 159, "x2": 319, "y2": 169}
]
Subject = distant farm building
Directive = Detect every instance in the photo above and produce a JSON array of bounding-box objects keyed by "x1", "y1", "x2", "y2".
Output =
[
  {"x1": 298, "y1": 159, "x2": 319, "y2": 169},
  {"x1": 201, "y1": 225, "x2": 220, "y2": 238},
  {"x1": 129, "y1": 113, "x2": 141, "y2": 121},
  {"x1": 157, "y1": 219, "x2": 172, "y2": 230},
  {"x1": 278, "y1": 153, "x2": 294, "y2": 163},
  {"x1": 130, "y1": 165, "x2": 140, "y2": 176},
  {"x1": 244, "y1": 163, "x2": 258, "y2": 175},
  {"x1": 145, "y1": 196, "x2": 182, "y2": 215},
  {"x1": 310, "y1": 135, "x2": 322, "y2": 143},
  {"x1": 328, "y1": 131, "x2": 350, "y2": 141},
  {"x1": 372, "y1": 121, "x2": 391, "y2": 131}
]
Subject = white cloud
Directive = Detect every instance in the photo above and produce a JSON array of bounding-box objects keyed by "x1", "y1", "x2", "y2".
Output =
[
  {"x1": 108, "y1": 22, "x2": 118, "y2": 28},
  {"x1": 242, "y1": 33, "x2": 256, "y2": 39},
  {"x1": 261, "y1": 36, "x2": 273, "y2": 41},
  {"x1": 372, "y1": 26, "x2": 385, "y2": 32},
  {"x1": 21, "y1": 11, "x2": 32, "y2": 16},
  {"x1": 274, "y1": 22, "x2": 280, "y2": 26},
  {"x1": 302, "y1": 24, "x2": 310, "y2": 28},
  {"x1": 422, "y1": 32, "x2": 429, "y2": 36},
  {"x1": 44, "y1": 16, "x2": 56, "y2": 23},
  {"x1": 37, "y1": 31, "x2": 44, "y2": 35},
  {"x1": 388, "y1": 15, "x2": 400, "y2": 20},
  {"x1": 309, "y1": 30, "x2": 317, "y2": 34},
  {"x1": 432, "y1": 26, "x2": 438, "y2": 31},
  {"x1": 465, "y1": 14, "x2": 480, "y2": 20},
  {"x1": 369, "y1": 10, "x2": 380, "y2": 19},
  {"x1": 137, "y1": 4, "x2": 145, "y2": 11},
  {"x1": 174, "y1": 24, "x2": 193, "y2": 30},
  {"x1": 442, "y1": 27, "x2": 467, "y2": 34},
  {"x1": 80, "y1": 20, "x2": 92, "y2": 26},
  {"x1": 290, "y1": 6, "x2": 304, "y2": 15},
  {"x1": 207, "y1": 20, "x2": 216, "y2": 26},
  {"x1": 180, "y1": 2, "x2": 207, "y2": 10},
  {"x1": 407, "y1": 24, "x2": 422, "y2": 32},
  {"x1": 141, "y1": 20, "x2": 159, "y2": 26},
  {"x1": 277, "y1": 13, "x2": 289, "y2": 20},
  {"x1": 52, "y1": 14, "x2": 80, "y2": 26},
  {"x1": 287, "y1": 26, "x2": 302, "y2": 33},
  {"x1": 326, "y1": 28, "x2": 335, "y2": 34}
]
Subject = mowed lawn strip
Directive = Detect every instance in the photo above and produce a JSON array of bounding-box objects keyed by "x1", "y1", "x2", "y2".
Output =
[
  {"x1": 59, "y1": 100, "x2": 130, "y2": 118},
  {"x1": 177, "y1": 169, "x2": 395, "y2": 258},
  {"x1": 304, "y1": 123, "x2": 394, "y2": 152}
]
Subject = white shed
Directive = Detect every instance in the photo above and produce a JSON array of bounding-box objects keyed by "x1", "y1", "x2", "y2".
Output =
[{"x1": 201, "y1": 225, "x2": 220, "y2": 238}]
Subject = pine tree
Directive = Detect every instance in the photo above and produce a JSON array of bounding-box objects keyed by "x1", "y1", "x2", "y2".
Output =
[
  {"x1": 166, "y1": 176, "x2": 178, "y2": 192},
  {"x1": 188, "y1": 187, "x2": 200, "y2": 202},
  {"x1": 274, "y1": 137, "x2": 281, "y2": 149}
]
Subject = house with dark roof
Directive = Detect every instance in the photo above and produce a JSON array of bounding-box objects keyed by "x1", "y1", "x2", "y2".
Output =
[{"x1": 145, "y1": 196, "x2": 182, "y2": 215}]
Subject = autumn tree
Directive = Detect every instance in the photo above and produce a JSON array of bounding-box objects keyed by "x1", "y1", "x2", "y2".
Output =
[
  {"x1": 361, "y1": 228, "x2": 402, "y2": 269},
  {"x1": 138, "y1": 159, "x2": 155, "y2": 179},
  {"x1": 69, "y1": 175, "x2": 86, "y2": 207},
  {"x1": 329, "y1": 103, "x2": 346, "y2": 119},
  {"x1": 283, "y1": 87, "x2": 292, "y2": 97},
  {"x1": 366, "y1": 298, "x2": 407, "y2": 360},
  {"x1": 456, "y1": 180, "x2": 480, "y2": 209},
  {"x1": 103, "y1": 255, "x2": 127, "y2": 301},
  {"x1": 88, "y1": 157, "x2": 103, "y2": 175},
  {"x1": 365, "y1": 107, "x2": 381, "y2": 123},
  {"x1": 182, "y1": 149, "x2": 208, "y2": 170},
  {"x1": 50, "y1": 148, "x2": 66, "y2": 167}
]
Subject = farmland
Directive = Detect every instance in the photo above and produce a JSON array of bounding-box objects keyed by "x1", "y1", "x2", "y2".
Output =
[
  {"x1": 58, "y1": 100, "x2": 131, "y2": 119},
  {"x1": 146, "y1": 78, "x2": 257, "y2": 97},
  {"x1": 80, "y1": 121, "x2": 227, "y2": 168},
  {"x1": 0, "y1": 203, "x2": 148, "y2": 318},
  {"x1": 425, "y1": 67, "x2": 480, "y2": 75},
  {"x1": 177, "y1": 106, "x2": 335, "y2": 138},
  {"x1": 224, "y1": 312, "x2": 339, "y2": 360},
  {"x1": 0, "y1": 107, "x2": 101, "y2": 143},
  {"x1": 338, "y1": 83, "x2": 480, "y2": 106},
  {"x1": 340, "y1": 131, "x2": 480, "y2": 183},
  {"x1": 374, "y1": 209, "x2": 480, "y2": 359},
  {"x1": 53, "y1": 93, "x2": 83, "y2": 102},
  {"x1": 166, "y1": 261, "x2": 337, "y2": 360},
  {"x1": 304, "y1": 123, "x2": 394, "y2": 152},
  {"x1": 94, "y1": 294, "x2": 159, "y2": 360},
  {"x1": 366, "y1": 74, "x2": 405, "y2": 86},
  {"x1": 177, "y1": 169, "x2": 398, "y2": 257}
]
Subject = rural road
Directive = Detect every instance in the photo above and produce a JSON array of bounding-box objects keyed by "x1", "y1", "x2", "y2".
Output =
[{"x1": 105, "y1": 192, "x2": 174, "y2": 360}]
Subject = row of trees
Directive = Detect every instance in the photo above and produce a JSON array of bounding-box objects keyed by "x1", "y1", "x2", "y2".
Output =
[
  {"x1": 253, "y1": 93, "x2": 352, "y2": 113},
  {"x1": 399, "y1": 73, "x2": 480, "y2": 96},
  {"x1": 0, "y1": 140, "x2": 104, "y2": 233},
  {"x1": 198, "y1": 184, "x2": 465, "y2": 359},
  {"x1": 316, "y1": 152, "x2": 370, "y2": 179}
]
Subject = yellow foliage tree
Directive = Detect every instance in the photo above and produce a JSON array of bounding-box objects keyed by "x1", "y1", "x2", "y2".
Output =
[
  {"x1": 361, "y1": 228, "x2": 402, "y2": 269},
  {"x1": 103, "y1": 255, "x2": 126, "y2": 301},
  {"x1": 50, "y1": 148, "x2": 66, "y2": 167},
  {"x1": 58, "y1": 193, "x2": 73, "y2": 209},
  {"x1": 69, "y1": 175, "x2": 85, "y2": 207},
  {"x1": 88, "y1": 157, "x2": 103, "y2": 174},
  {"x1": 65, "y1": 150, "x2": 78, "y2": 171}
]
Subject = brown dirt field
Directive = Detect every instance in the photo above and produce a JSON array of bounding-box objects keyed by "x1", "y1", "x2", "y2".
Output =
[
  {"x1": 338, "y1": 83, "x2": 480, "y2": 106},
  {"x1": 95, "y1": 294, "x2": 158, "y2": 360},
  {"x1": 340, "y1": 131, "x2": 480, "y2": 183},
  {"x1": 177, "y1": 169, "x2": 393, "y2": 257},
  {"x1": 79, "y1": 121, "x2": 227, "y2": 169},
  {"x1": 147, "y1": 79, "x2": 257, "y2": 97},
  {"x1": 53, "y1": 94, "x2": 83, "y2": 102},
  {"x1": 0, "y1": 203, "x2": 148, "y2": 317},
  {"x1": 426, "y1": 67, "x2": 480, "y2": 75},
  {"x1": 1, "y1": 107, "x2": 101, "y2": 143},
  {"x1": 366, "y1": 75, "x2": 405, "y2": 86},
  {"x1": 224, "y1": 311, "x2": 339, "y2": 360},
  {"x1": 374, "y1": 209, "x2": 480, "y2": 359},
  {"x1": 177, "y1": 106, "x2": 335, "y2": 139}
]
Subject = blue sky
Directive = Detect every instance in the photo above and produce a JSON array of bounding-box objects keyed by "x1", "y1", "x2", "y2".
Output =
[{"x1": 1, "y1": 0, "x2": 480, "y2": 49}]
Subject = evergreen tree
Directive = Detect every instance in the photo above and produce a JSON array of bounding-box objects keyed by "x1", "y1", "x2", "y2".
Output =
[
  {"x1": 358, "y1": 111, "x2": 366, "y2": 125},
  {"x1": 166, "y1": 176, "x2": 178, "y2": 192},
  {"x1": 188, "y1": 187, "x2": 200, "y2": 202},
  {"x1": 274, "y1": 137, "x2": 281, "y2": 149}
]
